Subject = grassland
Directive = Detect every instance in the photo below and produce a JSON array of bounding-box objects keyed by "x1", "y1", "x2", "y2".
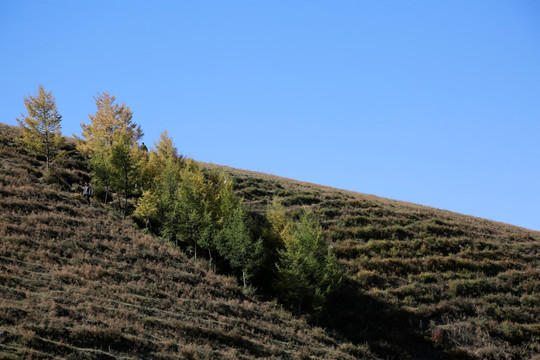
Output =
[
  {"x1": 2, "y1": 121, "x2": 539, "y2": 359},
  {"x1": 206, "y1": 163, "x2": 540, "y2": 360},
  {"x1": 0, "y1": 123, "x2": 367, "y2": 359}
]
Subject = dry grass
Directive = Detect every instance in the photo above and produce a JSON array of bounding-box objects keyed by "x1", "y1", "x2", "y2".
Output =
[
  {"x1": 207, "y1": 162, "x2": 540, "y2": 359},
  {"x1": 2, "y1": 122, "x2": 538, "y2": 359},
  {"x1": 0, "y1": 124, "x2": 368, "y2": 360}
]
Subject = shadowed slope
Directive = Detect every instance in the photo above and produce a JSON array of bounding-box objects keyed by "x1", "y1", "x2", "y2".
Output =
[
  {"x1": 0, "y1": 124, "x2": 369, "y2": 359},
  {"x1": 207, "y1": 164, "x2": 540, "y2": 359}
]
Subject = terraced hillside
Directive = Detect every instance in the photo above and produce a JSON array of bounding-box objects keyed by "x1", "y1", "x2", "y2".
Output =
[
  {"x1": 209, "y1": 164, "x2": 540, "y2": 360},
  {"x1": 2, "y1": 120, "x2": 538, "y2": 360},
  {"x1": 0, "y1": 124, "x2": 366, "y2": 359}
]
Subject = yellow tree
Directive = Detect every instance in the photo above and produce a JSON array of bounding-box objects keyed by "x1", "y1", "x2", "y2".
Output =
[
  {"x1": 17, "y1": 85, "x2": 64, "y2": 169},
  {"x1": 141, "y1": 130, "x2": 183, "y2": 191},
  {"x1": 171, "y1": 161, "x2": 237, "y2": 263},
  {"x1": 256, "y1": 199, "x2": 293, "y2": 287},
  {"x1": 134, "y1": 190, "x2": 159, "y2": 228},
  {"x1": 265, "y1": 198, "x2": 293, "y2": 245},
  {"x1": 137, "y1": 131, "x2": 184, "y2": 242},
  {"x1": 76, "y1": 92, "x2": 142, "y2": 156},
  {"x1": 77, "y1": 92, "x2": 144, "y2": 209}
]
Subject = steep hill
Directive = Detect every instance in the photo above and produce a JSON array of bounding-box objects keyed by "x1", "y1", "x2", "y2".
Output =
[
  {"x1": 0, "y1": 124, "x2": 366, "y2": 359},
  {"x1": 206, "y1": 164, "x2": 540, "y2": 359},
  {"x1": 2, "y1": 121, "x2": 539, "y2": 360}
]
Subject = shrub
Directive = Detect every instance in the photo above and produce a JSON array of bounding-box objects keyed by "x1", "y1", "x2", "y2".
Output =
[
  {"x1": 284, "y1": 193, "x2": 321, "y2": 206},
  {"x1": 44, "y1": 156, "x2": 89, "y2": 191},
  {"x1": 341, "y1": 215, "x2": 370, "y2": 227},
  {"x1": 448, "y1": 278, "x2": 499, "y2": 297},
  {"x1": 319, "y1": 207, "x2": 341, "y2": 219},
  {"x1": 242, "y1": 186, "x2": 271, "y2": 198},
  {"x1": 355, "y1": 269, "x2": 386, "y2": 289}
]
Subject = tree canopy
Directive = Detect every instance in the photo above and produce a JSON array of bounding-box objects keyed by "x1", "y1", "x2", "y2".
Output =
[
  {"x1": 16, "y1": 85, "x2": 64, "y2": 169},
  {"x1": 275, "y1": 210, "x2": 341, "y2": 315},
  {"x1": 77, "y1": 92, "x2": 142, "y2": 156},
  {"x1": 77, "y1": 92, "x2": 145, "y2": 215}
]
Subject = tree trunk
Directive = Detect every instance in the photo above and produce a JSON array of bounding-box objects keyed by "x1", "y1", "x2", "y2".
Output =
[
  {"x1": 123, "y1": 167, "x2": 128, "y2": 220},
  {"x1": 242, "y1": 270, "x2": 247, "y2": 289},
  {"x1": 116, "y1": 192, "x2": 122, "y2": 210},
  {"x1": 192, "y1": 226, "x2": 197, "y2": 259},
  {"x1": 45, "y1": 131, "x2": 50, "y2": 170}
]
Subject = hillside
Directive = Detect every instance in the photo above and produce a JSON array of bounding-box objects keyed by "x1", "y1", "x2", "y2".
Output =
[
  {"x1": 2, "y1": 121, "x2": 539, "y2": 360},
  {"x1": 0, "y1": 124, "x2": 366, "y2": 359},
  {"x1": 207, "y1": 164, "x2": 540, "y2": 359}
]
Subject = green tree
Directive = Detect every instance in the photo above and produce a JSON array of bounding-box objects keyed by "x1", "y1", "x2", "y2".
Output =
[
  {"x1": 174, "y1": 162, "x2": 209, "y2": 258},
  {"x1": 88, "y1": 143, "x2": 114, "y2": 203},
  {"x1": 255, "y1": 199, "x2": 292, "y2": 289},
  {"x1": 276, "y1": 210, "x2": 341, "y2": 315},
  {"x1": 155, "y1": 157, "x2": 184, "y2": 245},
  {"x1": 135, "y1": 190, "x2": 159, "y2": 229},
  {"x1": 170, "y1": 163, "x2": 238, "y2": 266},
  {"x1": 135, "y1": 130, "x2": 259, "y2": 281},
  {"x1": 109, "y1": 131, "x2": 145, "y2": 219},
  {"x1": 218, "y1": 205, "x2": 263, "y2": 288},
  {"x1": 136, "y1": 131, "x2": 184, "y2": 242},
  {"x1": 17, "y1": 85, "x2": 64, "y2": 169},
  {"x1": 77, "y1": 92, "x2": 144, "y2": 211},
  {"x1": 141, "y1": 131, "x2": 183, "y2": 192}
]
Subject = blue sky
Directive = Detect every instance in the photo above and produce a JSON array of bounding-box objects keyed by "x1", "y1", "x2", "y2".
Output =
[{"x1": 1, "y1": 1, "x2": 539, "y2": 230}]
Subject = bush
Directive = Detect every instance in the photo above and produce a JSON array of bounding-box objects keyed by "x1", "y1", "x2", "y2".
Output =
[
  {"x1": 319, "y1": 207, "x2": 341, "y2": 219},
  {"x1": 284, "y1": 193, "x2": 321, "y2": 206},
  {"x1": 355, "y1": 269, "x2": 386, "y2": 289},
  {"x1": 448, "y1": 278, "x2": 499, "y2": 297},
  {"x1": 44, "y1": 167, "x2": 88, "y2": 191},
  {"x1": 242, "y1": 186, "x2": 271, "y2": 198}
]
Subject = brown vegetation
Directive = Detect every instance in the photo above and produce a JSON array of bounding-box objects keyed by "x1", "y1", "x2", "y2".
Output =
[
  {"x1": 0, "y1": 124, "x2": 368, "y2": 359},
  {"x1": 208, "y1": 163, "x2": 540, "y2": 360},
  {"x1": 2, "y1": 121, "x2": 539, "y2": 359}
]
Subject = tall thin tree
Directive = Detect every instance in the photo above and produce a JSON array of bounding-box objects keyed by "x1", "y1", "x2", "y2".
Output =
[
  {"x1": 77, "y1": 92, "x2": 144, "y2": 209},
  {"x1": 17, "y1": 85, "x2": 64, "y2": 169}
]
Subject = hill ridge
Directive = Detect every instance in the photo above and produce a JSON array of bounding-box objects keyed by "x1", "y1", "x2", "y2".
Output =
[
  {"x1": 205, "y1": 162, "x2": 539, "y2": 233},
  {"x1": 206, "y1": 153, "x2": 539, "y2": 359}
]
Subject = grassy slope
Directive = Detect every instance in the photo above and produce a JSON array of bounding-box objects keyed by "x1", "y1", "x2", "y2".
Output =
[
  {"x1": 206, "y1": 163, "x2": 540, "y2": 360},
  {"x1": 0, "y1": 123, "x2": 366, "y2": 360}
]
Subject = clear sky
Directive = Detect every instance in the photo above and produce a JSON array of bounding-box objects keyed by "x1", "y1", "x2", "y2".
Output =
[{"x1": 1, "y1": 1, "x2": 539, "y2": 231}]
